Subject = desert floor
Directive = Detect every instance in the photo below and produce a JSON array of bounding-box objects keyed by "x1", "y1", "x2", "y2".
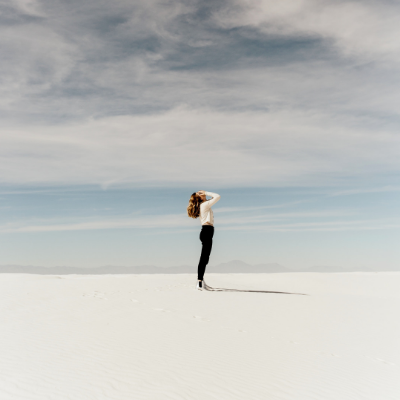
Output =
[{"x1": 1, "y1": 273, "x2": 399, "y2": 399}]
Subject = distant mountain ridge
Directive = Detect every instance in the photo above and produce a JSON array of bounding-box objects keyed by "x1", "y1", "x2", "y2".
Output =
[
  {"x1": 0, "y1": 261, "x2": 395, "y2": 274},
  {"x1": 0, "y1": 260, "x2": 287, "y2": 274},
  {"x1": 211, "y1": 260, "x2": 288, "y2": 273},
  {"x1": 307, "y1": 265, "x2": 376, "y2": 272}
]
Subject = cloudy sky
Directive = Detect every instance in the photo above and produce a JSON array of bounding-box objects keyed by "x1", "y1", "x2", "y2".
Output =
[{"x1": 1, "y1": 0, "x2": 399, "y2": 270}]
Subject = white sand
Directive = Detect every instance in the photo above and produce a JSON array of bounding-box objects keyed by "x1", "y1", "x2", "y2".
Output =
[{"x1": 0, "y1": 273, "x2": 399, "y2": 400}]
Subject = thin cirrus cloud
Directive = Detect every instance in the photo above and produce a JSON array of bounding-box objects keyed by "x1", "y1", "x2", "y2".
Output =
[
  {"x1": 1, "y1": 108, "x2": 399, "y2": 188},
  {"x1": 0, "y1": 0, "x2": 399, "y2": 189},
  {"x1": 0, "y1": 209, "x2": 393, "y2": 233},
  {"x1": 329, "y1": 186, "x2": 400, "y2": 197}
]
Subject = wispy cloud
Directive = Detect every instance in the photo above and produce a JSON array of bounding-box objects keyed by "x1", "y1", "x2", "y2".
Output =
[
  {"x1": 215, "y1": 0, "x2": 400, "y2": 62},
  {"x1": 217, "y1": 210, "x2": 356, "y2": 225},
  {"x1": 1, "y1": 208, "x2": 397, "y2": 234},
  {"x1": 218, "y1": 222, "x2": 400, "y2": 233},
  {"x1": 1, "y1": 0, "x2": 399, "y2": 189},
  {"x1": 1, "y1": 108, "x2": 399, "y2": 187},
  {"x1": 329, "y1": 186, "x2": 400, "y2": 197},
  {"x1": 216, "y1": 200, "x2": 311, "y2": 213},
  {"x1": 0, "y1": 214, "x2": 189, "y2": 233}
]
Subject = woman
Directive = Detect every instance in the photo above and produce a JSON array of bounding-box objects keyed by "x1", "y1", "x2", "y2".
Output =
[{"x1": 187, "y1": 190, "x2": 221, "y2": 290}]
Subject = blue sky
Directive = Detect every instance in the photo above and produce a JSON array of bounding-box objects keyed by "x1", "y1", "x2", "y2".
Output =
[
  {"x1": 1, "y1": 186, "x2": 399, "y2": 270},
  {"x1": 0, "y1": 0, "x2": 399, "y2": 270}
]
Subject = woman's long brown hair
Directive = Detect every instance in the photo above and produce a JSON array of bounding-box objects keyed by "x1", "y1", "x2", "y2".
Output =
[{"x1": 187, "y1": 192, "x2": 202, "y2": 218}]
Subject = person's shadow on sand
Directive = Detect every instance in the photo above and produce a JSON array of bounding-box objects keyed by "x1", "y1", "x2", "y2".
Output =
[{"x1": 204, "y1": 283, "x2": 307, "y2": 295}]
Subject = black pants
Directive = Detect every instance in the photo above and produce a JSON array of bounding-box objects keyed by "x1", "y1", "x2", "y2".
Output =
[{"x1": 198, "y1": 225, "x2": 214, "y2": 281}]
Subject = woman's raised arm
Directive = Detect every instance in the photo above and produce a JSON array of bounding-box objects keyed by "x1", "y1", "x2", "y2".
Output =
[{"x1": 203, "y1": 191, "x2": 221, "y2": 210}]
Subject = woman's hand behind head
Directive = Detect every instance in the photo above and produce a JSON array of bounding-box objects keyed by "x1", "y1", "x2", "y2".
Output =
[{"x1": 197, "y1": 191, "x2": 206, "y2": 201}]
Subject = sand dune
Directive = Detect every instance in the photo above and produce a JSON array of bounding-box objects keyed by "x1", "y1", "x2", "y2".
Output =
[{"x1": 1, "y1": 273, "x2": 399, "y2": 399}]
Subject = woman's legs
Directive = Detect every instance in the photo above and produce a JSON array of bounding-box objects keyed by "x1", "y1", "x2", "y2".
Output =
[{"x1": 197, "y1": 226, "x2": 214, "y2": 281}]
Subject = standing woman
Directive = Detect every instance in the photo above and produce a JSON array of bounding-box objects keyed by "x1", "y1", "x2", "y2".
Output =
[{"x1": 187, "y1": 190, "x2": 221, "y2": 290}]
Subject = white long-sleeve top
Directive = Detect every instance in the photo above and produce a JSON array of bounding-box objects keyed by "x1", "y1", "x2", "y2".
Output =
[{"x1": 200, "y1": 191, "x2": 221, "y2": 226}]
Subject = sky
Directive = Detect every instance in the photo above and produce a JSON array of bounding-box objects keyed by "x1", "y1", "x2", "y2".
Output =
[{"x1": 0, "y1": 0, "x2": 399, "y2": 270}]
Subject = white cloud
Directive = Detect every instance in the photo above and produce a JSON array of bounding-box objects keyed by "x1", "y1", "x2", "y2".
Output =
[
  {"x1": 1, "y1": 107, "x2": 399, "y2": 187},
  {"x1": 0, "y1": 0, "x2": 399, "y2": 190},
  {"x1": 330, "y1": 186, "x2": 400, "y2": 197},
  {"x1": 1, "y1": 208, "x2": 396, "y2": 233},
  {"x1": 10, "y1": 0, "x2": 43, "y2": 16},
  {"x1": 0, "y1": 213, "x2": 188, "y2": 233},
  {"x1": 214, "y1": 0, "x2": 400, "y2": 62}
]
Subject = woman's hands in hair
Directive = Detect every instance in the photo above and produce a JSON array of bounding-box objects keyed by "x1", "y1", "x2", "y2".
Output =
[{"x1": 197, "y1": 190, "x2": 206, "y2": 196}]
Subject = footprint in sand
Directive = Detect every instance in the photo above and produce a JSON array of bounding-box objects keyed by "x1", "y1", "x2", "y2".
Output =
[
  {"x1": 366, "y1": 356, "x2": 395, "y2": 366},
  {"x1": 376, "y1": 358, "x2": 395, "y2": 366},
  {"x1": 154, "y1": 308, "x2": 171, "y2": 313},
  {"x1": 130, "y1": 299, "x2": 139, "y2": 303},
  {"x1": 82, "y1": 292, "x2": 108, "y2": 300}
]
